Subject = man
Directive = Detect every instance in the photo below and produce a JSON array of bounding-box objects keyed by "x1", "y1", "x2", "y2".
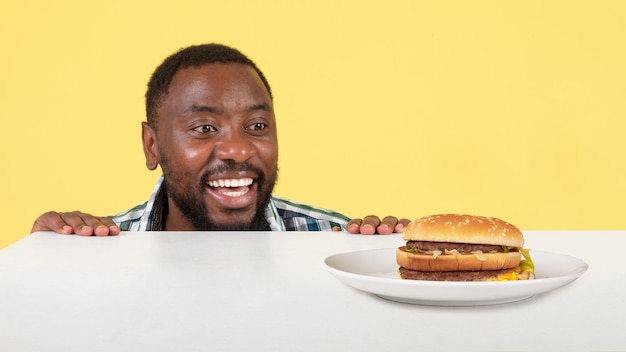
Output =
[{"x1": 31, "y1": 44, "x2": 408, "y2": 235}]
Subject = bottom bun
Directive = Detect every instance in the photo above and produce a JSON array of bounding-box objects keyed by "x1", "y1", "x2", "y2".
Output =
[{"x1": 399, "y1": 266, "x2": 534, "y2": 282}]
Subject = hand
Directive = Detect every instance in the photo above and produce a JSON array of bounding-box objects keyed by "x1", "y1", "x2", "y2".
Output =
[
  {"x1": 31, "y1": 211, "x2": 120, "y2": 236},
  {"x1": 343, "y1": 215, "x2": 411, "y2": 235}
]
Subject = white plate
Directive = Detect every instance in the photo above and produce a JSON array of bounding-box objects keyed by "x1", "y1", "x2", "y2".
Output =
[{"x1": 324, "y1": 249, "x2": 588, "y2": 306}]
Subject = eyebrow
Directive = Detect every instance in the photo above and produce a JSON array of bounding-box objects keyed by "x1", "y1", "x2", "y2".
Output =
[
  {"x1": 186, "y1": 105, "x2": 223, "y2": 115},
  {"x1": 186, "y1": 103, "x2": 271, "y2": 115}
]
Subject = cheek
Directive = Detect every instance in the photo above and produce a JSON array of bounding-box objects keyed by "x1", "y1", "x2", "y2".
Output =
[
  {"x1": 183, "y1": 147, "x2": 204, "y2": 161},
  {"x1": 159, "y1": 138, "x2": 209, "y2": 172},
  {"x1": 258, "y1": 141, "x2": 279, "y2": 166},
  {"x1": 172, "y1": 136, "x2": 209, "y2": 161}
]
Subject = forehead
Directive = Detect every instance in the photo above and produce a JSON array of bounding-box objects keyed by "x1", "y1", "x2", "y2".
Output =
[{"x1": 161, "y1": 63, "x2": 273, "y2": 116}]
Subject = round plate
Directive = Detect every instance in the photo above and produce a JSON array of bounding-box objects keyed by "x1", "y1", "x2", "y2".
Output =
[{"x1": 324, "y1": 249, "x2": 587, "y2": 306}]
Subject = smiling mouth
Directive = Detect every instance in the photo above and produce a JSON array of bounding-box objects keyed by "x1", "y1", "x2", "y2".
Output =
[{"x1": 207, "y1": 177, "x2": 254, "y2": 197}]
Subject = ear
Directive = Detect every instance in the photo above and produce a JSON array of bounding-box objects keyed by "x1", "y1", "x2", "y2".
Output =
[{"x1": 142, "y1": 122, "x2": 159, "y2": 170}]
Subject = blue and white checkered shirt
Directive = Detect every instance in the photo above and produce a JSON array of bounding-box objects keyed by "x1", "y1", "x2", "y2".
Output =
[{"x1": 110, "y1": 176, "x2": 349, "y2": 231}]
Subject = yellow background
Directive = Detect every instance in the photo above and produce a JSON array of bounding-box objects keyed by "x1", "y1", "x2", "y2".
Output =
[{"x1": 1, "y1": 1, "x2": 625, "y2": 248}]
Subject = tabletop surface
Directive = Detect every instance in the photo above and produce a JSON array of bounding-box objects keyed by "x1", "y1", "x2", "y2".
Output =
[{"x1": 0, "y1": 230, "x2": 624, "y2": 352}]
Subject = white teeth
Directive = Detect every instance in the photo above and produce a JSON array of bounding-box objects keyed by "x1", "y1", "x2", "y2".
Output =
[
  {"x1": 207, "y1": 177, "x2": 253, "y2": 188},
  {"x1": 207, "y1": 177, "x2": 253, "y2": 197},
  {"x1": 219, "y1": 189, "x2": 248, "y2": 197}
]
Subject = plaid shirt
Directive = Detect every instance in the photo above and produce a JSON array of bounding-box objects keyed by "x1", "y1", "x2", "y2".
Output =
[{"x1": 110, "y1": 176, "x2": 350, "y2": 231}]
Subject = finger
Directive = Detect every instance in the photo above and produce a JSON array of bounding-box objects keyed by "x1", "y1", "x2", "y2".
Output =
[
  {"x1": 59, "y1": 211, "x2": 95, "y2": 236},
  {"x1": 90, "y1": 217, "x2": 120, "y2": 236},
  {"x1": 73, "y1": 212, "x2": 120, "y2": 236},
  {"x1": 31, "y1": 211, "x2": 74, "y2": 234},
  {"x1": 92, "y1": 224, "x2": 120, "y2": 236},
  {"x1": 394, "y1": 218, "x2": 412, "y2": 233},
  {"x1": 346, "y1": 219, "x2": 362, "y2": 234},
  {"x1": 376, "y1": 216, "x2": 398, "y2": 235},
  {"x1": 360, "y1": 215, "x2": 381, "y2": 235},
  {"x1": 106, "y1": 223, "x2": 121, "y2": 236}
]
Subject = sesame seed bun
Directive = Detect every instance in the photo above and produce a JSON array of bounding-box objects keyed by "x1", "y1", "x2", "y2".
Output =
[{"x1": 403, "y1": 214, "x2": 524, "y2": 248}]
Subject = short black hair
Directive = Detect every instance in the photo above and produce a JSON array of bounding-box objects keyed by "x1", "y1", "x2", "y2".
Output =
[{"x1": 145, "y1": 43, "x2": 273, "y2": 129}]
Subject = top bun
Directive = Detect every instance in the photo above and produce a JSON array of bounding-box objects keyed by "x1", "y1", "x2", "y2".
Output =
[{"x1": 403, "y1": 214, "x2": 524, "y2": 247}]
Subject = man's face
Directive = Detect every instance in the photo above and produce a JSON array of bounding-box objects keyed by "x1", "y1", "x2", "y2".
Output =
[{"x1": 143, "y1": 63, "x2": 279, "y2": 230}]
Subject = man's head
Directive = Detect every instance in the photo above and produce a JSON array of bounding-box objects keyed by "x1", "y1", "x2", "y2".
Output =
[{"x1": 141, "y1": 44, "x2": 279, "y2": 231}]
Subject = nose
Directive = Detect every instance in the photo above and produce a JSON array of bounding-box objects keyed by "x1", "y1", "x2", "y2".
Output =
[{"x1": 214, "y1": 129, "x2": 257, "y2": 163}]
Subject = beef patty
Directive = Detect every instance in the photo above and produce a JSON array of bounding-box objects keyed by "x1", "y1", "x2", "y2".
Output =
[
  {"x1": 399, "y1": 267, "x2": 515, "y2": 281},
  {"x1": 406, "y1": 241, "x2": 516, "y2": 254}
]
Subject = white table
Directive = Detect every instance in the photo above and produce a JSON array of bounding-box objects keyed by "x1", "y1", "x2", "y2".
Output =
[{"x1": 0, "y1": 230, "x2": 623, "y2": 351}]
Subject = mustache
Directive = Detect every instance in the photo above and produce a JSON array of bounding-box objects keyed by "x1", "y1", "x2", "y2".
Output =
[{"x1": 200, "y1": 162, "x2": 265, "y2": 184}]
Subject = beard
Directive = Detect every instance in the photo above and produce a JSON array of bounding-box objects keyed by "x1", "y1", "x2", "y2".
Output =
[{"x1": 160, "y1": 156, "x2": 277, "y2": 231}]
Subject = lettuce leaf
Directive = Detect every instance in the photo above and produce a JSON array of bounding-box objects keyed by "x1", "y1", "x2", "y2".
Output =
[{"x1": 519, "y1": 248, "x2": 535, "y2": 275}]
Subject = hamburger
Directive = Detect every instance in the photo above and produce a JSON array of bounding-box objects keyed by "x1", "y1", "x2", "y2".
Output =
[{"x1": 396, "y1": 214, "x2": 534, "y2": 281}]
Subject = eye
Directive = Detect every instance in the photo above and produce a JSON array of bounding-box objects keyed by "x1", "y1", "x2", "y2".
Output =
[
  {"x1": 247, "y1": 122, "x2": 267, "y2": 132},
  {"x1": 193, "y1": 125, "x2": 217, "y2": 134}
]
